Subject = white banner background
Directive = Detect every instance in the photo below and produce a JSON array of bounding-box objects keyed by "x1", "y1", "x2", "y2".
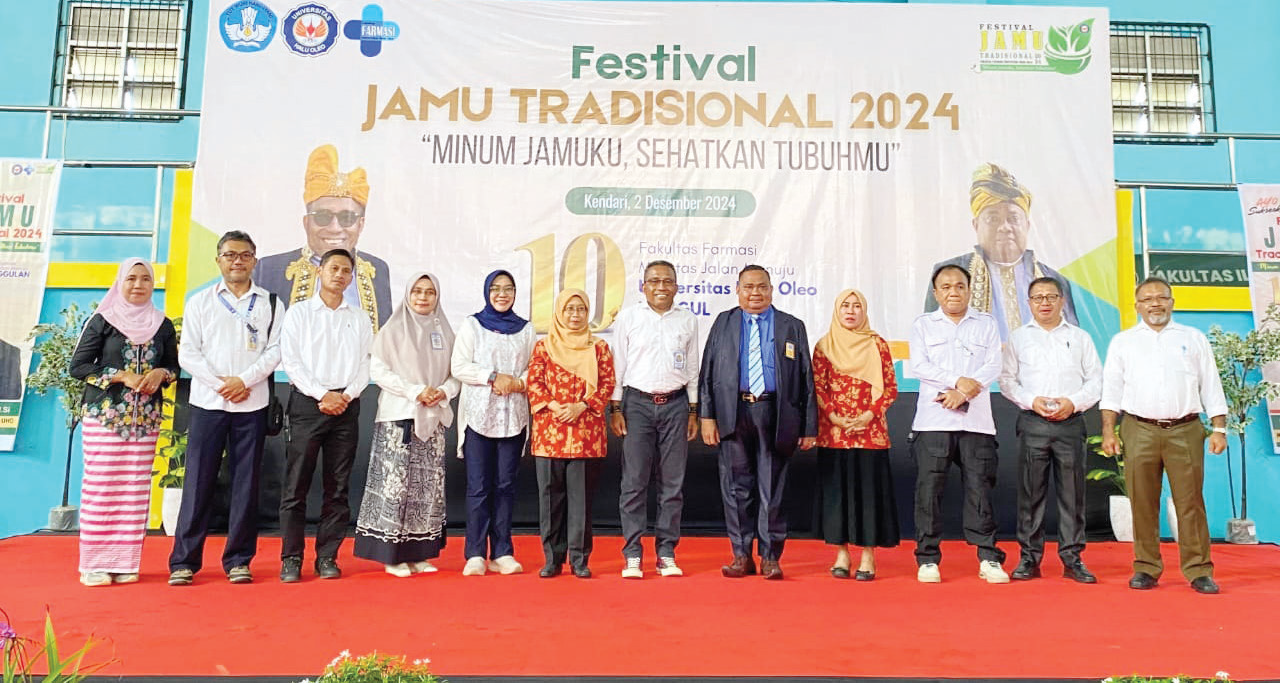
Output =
[{"x1": 1237, "y1": 183, "x2": 1280, "y2": 453}]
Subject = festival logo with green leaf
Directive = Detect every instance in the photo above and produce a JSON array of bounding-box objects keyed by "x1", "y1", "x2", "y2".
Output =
[{"x1": 1044, "y1": 19, "x2": 1095, "y2": 75}]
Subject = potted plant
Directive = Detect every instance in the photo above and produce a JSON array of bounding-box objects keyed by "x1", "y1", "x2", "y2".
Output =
[
  {"x1": 152, "y1": 425, "x2": 187, "y2": 535},
  {"x1": 1086, "y1": 429, "x2": 1132, "y2": 542},
  {"x1": 24, "y1": 303, "x2": 95, "y2": 532},
  {"x1": 1207, "y1": 302, "x2": 1280, "y2": 544}
]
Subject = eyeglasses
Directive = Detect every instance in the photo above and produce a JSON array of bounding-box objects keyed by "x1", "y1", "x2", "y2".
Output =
[
  {"x1": 218, "y1": 251, "x2": 256, "y2": 262},
  {"x1": 1028, "y1": 294, "x2": 1061, "y2": 304},
  {"x1": 739, "y1": 284, "x2": 772, "y2": 293},
  {"x1": 307, "y1": 209, "x2": 364, "y2": 228},
  {"x1": 488, "y1": 286, "x2": 516, "y2": 295},
  {"x1": 644, "y1": 278, "x2": 676, "y2": 287},
  {"x1": 1137, "y1": 295, "x2": 1173, "y2": 305}
]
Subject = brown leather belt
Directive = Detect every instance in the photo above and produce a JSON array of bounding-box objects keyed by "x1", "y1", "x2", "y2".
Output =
[
  {"x1": 626, "y1": 387, "x2": 685, "y2": 405},
  {"x1": 740, "y1": 392, "x2": 775, "y2": 403},
  {"x1": 1127, "y1": 413, "x2": 1199, "y2": 429}
]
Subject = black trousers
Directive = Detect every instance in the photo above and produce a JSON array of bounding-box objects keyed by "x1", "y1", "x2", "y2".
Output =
[
  {"x1": 912, "y1": 430, "x2": 1005, "y2": 565},
  {"x1": 1015, "y1": 411, "x2": 1087, "y2": 566},
  {"x1": 169, "y1": 406, "x2": 267, "y2": 573},
  {"x1": 279, "y1": 391, "x2": 360, "y2": 560},
  {"x1": 536, "y1": 457, "x2": 603, "y2": 568},
  {"x1": 718, "y1": 399, "x2": 789, "y2": 561},
  {"x1": 618, "y1": 388, "x2": 689, "y2": 559}
]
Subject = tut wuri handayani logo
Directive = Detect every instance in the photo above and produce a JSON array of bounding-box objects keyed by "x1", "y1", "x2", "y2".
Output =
[{"x1": 977, "y1": 18, "x2": 1095, "y2": 74}]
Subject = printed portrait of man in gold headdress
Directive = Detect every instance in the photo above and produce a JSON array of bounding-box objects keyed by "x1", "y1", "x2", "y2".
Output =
[
  {"x1": 254, "y1": 144, "x2": 392, "y2": 331},
  {"x1": 923, "y1": 162, "x2": 1078, "y2": 339}
]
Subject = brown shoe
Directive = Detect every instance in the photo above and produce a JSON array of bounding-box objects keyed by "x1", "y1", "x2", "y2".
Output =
[
  {"x1": 761, "y1": 559, "x2": 783, "y2": 580},
  {"x1": 721, "y1": 555, "x2": 757, "y2": 578}
]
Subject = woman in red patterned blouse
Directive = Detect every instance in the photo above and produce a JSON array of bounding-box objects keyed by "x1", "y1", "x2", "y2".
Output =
[
  {"x1": 813, "y1": 288, "x2": 899, "y2": 580},
  {"x1": 527, "y1": 289, "x2": 617, "y2": 578}
]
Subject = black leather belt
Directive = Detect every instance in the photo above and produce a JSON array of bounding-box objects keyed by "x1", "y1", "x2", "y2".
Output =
[
  {"x1": 627, "y1": 387, "x2": 685, "y2": 405},
  {"x1": 1127, "y1": 413, "x2": 1198, "y2": 429},
  {"x1": 740, "y1": 392, "x2": 775, "y2": 403}
]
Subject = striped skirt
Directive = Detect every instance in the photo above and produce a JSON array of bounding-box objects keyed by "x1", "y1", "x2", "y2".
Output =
[{"x1": 78, "y1": 416, "x2": 158, "y2": 574}]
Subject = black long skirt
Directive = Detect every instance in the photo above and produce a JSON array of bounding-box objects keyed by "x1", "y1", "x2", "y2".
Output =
[{"x1": 816, "y1": 447, "x2": 900, "y2": 548}]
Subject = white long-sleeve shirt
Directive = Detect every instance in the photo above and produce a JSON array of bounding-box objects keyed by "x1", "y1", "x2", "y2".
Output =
[
  {"x1": 610, "y1": 302, "x2": 700, "y2": 402},
  {"x1": 370, "y1": 355, "x2": 461, "y2": 423},
  {"x1": 179, "y1": 280, "x2": 282, "y2": 412},
  {"x1": 279, "y1": 295, "x2": 372, "y2": 401},
  {"x1": 998, "y1": 319, "x2": 1102, "y2": 414},
  {"x1": 450, "y1": 316, "x2": 537, "y2": 452},
  {"x1": 1100, "y1": 319, "x2": 1228, "y2": 420},
  {"x1": 908, "y1": 308, "x2": 1002, "y2": 435}
]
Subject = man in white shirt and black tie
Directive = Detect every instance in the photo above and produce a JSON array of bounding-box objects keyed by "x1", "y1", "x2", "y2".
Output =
[
  {"x1": 998, "y1": 276, "x2": 1102, "y2": 584},
  {"x1": 609, "y1": 260, "x2": 700, "y2": 579},
  {"x1": 169, "y1": 231, "x2": 281, "y2": 586},
  {"x1": 909, "y1": 264, "x2": 1008, "y2": 584},
  {"x1": 278, "y1": 248, "x2": 373, "y2": 582},
  {"x1": 1100, "y1": 276, "x2": 1228, "y2": 594}
]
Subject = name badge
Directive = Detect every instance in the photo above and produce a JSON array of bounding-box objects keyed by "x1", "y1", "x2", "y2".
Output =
[
  {"x1": 785, "y1": 341, "x2": 796, "y2": 359},
  {"x1": 247, "y1": 332, "x2": 258, "y2": 351},
  {"x1": 673, "y1": 350, "x2": 685, "y2": 370},
  {"x1": 430, "y1": 332, "x2": 445, "y2": 350}
]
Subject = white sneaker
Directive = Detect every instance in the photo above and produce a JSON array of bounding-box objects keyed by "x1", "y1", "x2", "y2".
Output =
[
  {"x1": 111, "y1": 573, "x2": 139, "y2": 584},
  {"x1": 385, "y1": 563, "x2": 412, "y2": 578},
  {"x1": 621, "y1": 556, "x2": 643, "y2": 579},
  {"x1": 410, "y1": 561, "x2": 438, "y2": 574},
  {"x1": 462, "y1": 556, "x2": 487, "y2": 576},
  {"x1": 488, "y1": 555, "x2": 523, "y2": 575},
  {"x1": 917, "y1": 563, "x2": 941, "y2": 583},
  {"x1": 979, "y1": 560, "x2": 1010, "y2": 584},
  {"x1": 657, "y1": 556, "x2": 683, "y2": 577},
  {"x1": 80, "y1": 572, "x2": 111, "y2": 587}
]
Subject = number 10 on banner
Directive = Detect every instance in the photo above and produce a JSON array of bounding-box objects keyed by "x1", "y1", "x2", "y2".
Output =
[{"x1": 517, "y1": 233, "x2": 626, "y2": 333}]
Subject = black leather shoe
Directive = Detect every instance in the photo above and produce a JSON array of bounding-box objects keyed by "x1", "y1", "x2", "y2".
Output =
[
  {"x1": 1190, "y1": 576, "x2": 1220, "y2": 594},
  {"x1": 1063, "y1": 562, "x2": 1098, "y2": 584},
  {"x1": 571, "y1": 564, "x2": 592, "y2": 579},
  {"x1": 1011, "y1": 559, "x2": 1041, "y2": 580},
  {"x1": 854, "y1": 570, "x2": 875, "y2": 582},
  {"x1": 315, "y1": 557, "x2": 341, "y2": 579},
  {"x1": 539, "y1": 563, "x2": 562, "y2": 578},
  {"x1": 1128, "y1": 571, "x2": 1158, "y2": 590},
  {"x1": 829, "y1": 566, "x2": 850, "y2": 579},
  {"x1": 280, "y1": 556, "x2": 302, "y2": 583}
]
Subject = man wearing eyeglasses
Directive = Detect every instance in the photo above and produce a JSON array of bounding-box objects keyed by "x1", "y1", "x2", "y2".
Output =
[
  {"x1": 254, "y1": 144, "x2": 392, "y2": 332},
  {"x1": 169, "y1": 230, "x2": 281, "y2": 586},
  {"x1": 609, "y1": 260, "x2": 700, "y2": 579},
  {"x1": 1100, "y1": 276, "x2": 1228, "y2": 594},
  {"x1": 998, "y1": 276, "x2": 1102, "y2": 584},
  {"x1": 924, "y1": 162, "x2": 1078, "y2": 340}
]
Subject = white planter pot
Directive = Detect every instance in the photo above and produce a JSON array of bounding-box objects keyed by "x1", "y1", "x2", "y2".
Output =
[
  {"x1": 161, "y1": 487, "x2": 183, "y2": 536},
  {"x1": 1165, "y1": 496, "x2": 1179, "y2": 542},
  {"x1": 1109, "y1": 495, "x2": 1133, "y2": 543}
]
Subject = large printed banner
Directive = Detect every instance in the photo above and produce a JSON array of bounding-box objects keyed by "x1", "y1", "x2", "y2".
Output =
[
  {"x1": 0, "y1": 159, "x2": 61, "y2": 451},
  {"x1": 193, "y1": 0, "x2": 1121, "y2": 373},
  {"x1": 1237, "y1": 184, "x2": 1280, "y2": 453}
]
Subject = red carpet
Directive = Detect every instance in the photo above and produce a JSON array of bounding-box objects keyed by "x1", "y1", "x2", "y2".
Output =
[{"x1": 1, "y1": 534, "x2": 1277, "y2": 680}]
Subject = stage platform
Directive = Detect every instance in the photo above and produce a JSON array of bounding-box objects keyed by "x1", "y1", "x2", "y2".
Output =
[{"x1": 1, "y1": 534, "x2": 1277, "y2": 681}]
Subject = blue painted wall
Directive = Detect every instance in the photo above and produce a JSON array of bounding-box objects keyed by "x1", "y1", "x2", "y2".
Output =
[{"x1": 2, "y1": 0, "x2": 1279, "y2": 544}]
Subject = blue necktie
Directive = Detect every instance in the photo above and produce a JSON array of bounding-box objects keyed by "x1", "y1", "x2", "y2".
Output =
[{"x1": 748, "y1": 314, "x2": 765, "y2": 396}]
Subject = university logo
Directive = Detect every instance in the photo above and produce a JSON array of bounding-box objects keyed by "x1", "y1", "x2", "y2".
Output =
[
  {"x1": 221, "y1": 0, "x2": 277, "y2": 53},
  {"x1": 284, "y1": 3, "x2": 338, "y2": 57},
  {"x1": 976, "y1": 18, "x2": 1095, "y2": 74},
  {"x1": 342, "y1": 4, "x2": 400, "y2": 58}
]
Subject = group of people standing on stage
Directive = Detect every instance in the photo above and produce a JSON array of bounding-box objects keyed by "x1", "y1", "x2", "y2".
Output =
[{"x1": 69, "y1": 237, "x2": 1229, "y2": 594}]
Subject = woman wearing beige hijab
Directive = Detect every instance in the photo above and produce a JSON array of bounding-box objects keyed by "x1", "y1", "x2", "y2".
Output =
[
  {"x1": 354, "y1": 273, "x2": 459, "y2": 577},
  {"x1": 813, "y1": 289, "x2": 899, "y2": 580},
  {"x1": 526, "y1": 289, "x2": 616, "y2": 578}
]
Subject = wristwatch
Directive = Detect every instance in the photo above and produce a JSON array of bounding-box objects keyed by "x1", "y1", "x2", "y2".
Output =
[
  {"x1": 487, "y1": 371, "x2": 498, "y2": 385},
  {"x1": 1211, "y1": 427, "x2": 1227, "y2": 434}
]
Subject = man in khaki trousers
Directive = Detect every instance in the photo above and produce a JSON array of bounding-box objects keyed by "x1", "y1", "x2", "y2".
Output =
[{"x1": 1100, "y1": 276, "x2": 1228, "y2": 594}]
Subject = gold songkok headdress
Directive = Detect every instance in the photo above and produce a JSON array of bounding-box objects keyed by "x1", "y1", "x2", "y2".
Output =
[
  {"x1": 970, "y1": 162, "x2": 1031, "y2": 217},
  {"x1": 302, "y1": 144, "x2": 369, "y2": 206}
]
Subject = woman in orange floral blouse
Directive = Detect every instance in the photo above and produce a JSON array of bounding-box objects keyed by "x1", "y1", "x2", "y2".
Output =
[
  {"x1": 527, "y1": 289, "x2": 616, "y2": 578},
  {"x1": 813, "y1": 288, "x2": 899, "y2": 580}
]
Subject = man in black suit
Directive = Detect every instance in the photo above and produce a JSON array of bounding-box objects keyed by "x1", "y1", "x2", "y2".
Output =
[
  {"x1": 253, "y1": 144, "x2": 392, "y2": 332},
  {"x1": 699, "y1": 265, "x2": 817, "y2": 580},
  {"x1": 0, "y1": 338, "x2": 23, "y2": 400}
]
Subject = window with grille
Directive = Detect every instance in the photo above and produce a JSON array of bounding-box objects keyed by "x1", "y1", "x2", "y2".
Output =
[
  {"x1": 52, "y1": 1, "x2": 190, "y2": 112},
  {"x1": 1110, "y1": 22, "x2": 1215, "y2": 140}
]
